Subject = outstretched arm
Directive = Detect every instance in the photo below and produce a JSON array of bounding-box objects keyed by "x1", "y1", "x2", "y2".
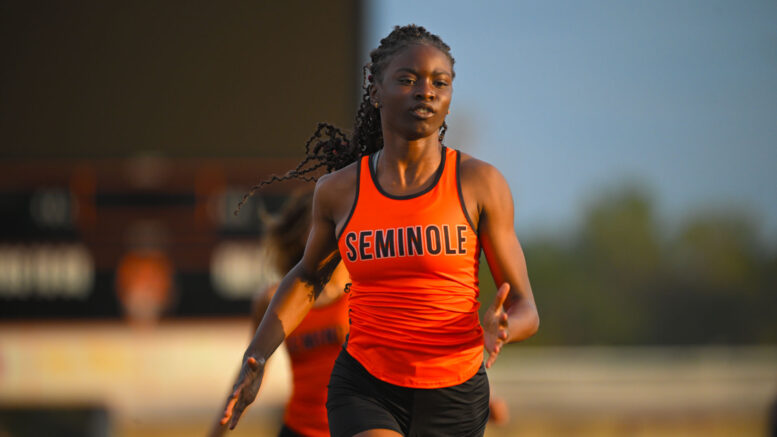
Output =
[
  {"x1": 207, "y1": 284, "x2": 275, "y2": 437},
  {"x1": 218, "y1": 177, "x2": 342, "y2": 430},
  {"x1": 468, "y1": 160, "x2": 539, "y2": 368}
]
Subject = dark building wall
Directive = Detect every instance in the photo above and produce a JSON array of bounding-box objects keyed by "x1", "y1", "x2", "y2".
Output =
[{"x1": 1, "y1": 1, "x2": 362, "y2": 158}]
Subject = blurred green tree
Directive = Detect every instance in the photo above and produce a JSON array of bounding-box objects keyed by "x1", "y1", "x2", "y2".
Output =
[{"x1": 519, "y1": 184, "x2": 776, "y2": 346}]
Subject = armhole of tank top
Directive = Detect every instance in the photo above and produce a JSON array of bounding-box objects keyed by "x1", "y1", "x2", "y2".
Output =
[
  {"x1": 335, "y1": 157, "x2": 362, "y2": 242},
  {"x1": 456, "y1": 149, "x2": 478, "y2": 233}
]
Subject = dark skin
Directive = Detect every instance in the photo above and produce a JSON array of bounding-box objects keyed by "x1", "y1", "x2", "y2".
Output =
[{"x1": 220, "y1": 43, "x2": 539, "y2": 436}]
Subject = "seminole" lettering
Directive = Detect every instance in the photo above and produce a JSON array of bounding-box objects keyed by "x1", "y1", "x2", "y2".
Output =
[{"x1": 344, "y1": 224, "x2": 468, "y2": 262}]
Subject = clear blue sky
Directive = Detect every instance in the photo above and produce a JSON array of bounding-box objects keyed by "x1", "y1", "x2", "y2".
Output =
[{"x1": 365, "y1": 0, "x2": 777, "y2": 243}]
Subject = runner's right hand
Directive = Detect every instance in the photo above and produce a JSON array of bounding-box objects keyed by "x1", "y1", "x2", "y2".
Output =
[{"x1": 220, "y1": 356, "x2": 265, "y2": 430}]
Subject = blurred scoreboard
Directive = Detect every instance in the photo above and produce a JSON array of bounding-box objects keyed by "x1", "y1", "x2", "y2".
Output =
[{"x1": 0, "y1": 157, "x2": 311, "y2": 319}]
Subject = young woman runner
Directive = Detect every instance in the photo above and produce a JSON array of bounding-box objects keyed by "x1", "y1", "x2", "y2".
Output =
[{"x1": 220, "y1": 24, "x2": 539, "y2": 437}]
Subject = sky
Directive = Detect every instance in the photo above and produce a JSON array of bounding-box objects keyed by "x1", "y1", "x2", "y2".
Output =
[{"x1": 365, "y1": 0, "x2": 777, "y2": 242}]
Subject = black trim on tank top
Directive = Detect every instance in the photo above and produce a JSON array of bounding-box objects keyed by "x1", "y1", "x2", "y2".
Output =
[
  {"x1": 335, "y1": 160, "x2": 361, "y2": 242},
  {"x1": 455, "y1": 150, "x2": 477, "y2": 233},
  {"x1": 369, "y1": 146, "x2": 447, "y2": 200}
]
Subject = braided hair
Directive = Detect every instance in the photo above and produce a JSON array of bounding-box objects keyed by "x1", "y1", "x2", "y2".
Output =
[{"x1": 236, "y1": 25, "x2": 455, "y2": 213}]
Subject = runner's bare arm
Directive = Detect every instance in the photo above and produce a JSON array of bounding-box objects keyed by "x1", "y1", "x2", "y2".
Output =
[
  {"x1": 461, "y1": 156, "x2": 539, "y2": 367},
  {"x1": 220, "y1": 175, "x2": 342, "y2": 429}
]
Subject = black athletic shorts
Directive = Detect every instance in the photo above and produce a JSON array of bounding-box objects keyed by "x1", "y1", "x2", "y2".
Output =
[
  {"x1": 278, "y1": 423, "x2": 305, "y2": 437},
  {"x1": 326, "y1": 348, "x2": 490, "y2": 437},
  {"x1": 278, "y1": 423, "x2": 303, "y2": 437}
]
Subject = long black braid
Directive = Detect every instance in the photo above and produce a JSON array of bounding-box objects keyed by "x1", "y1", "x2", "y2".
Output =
[{"x1": 236, "y1": 24, "x2": 455, "y2": 214}]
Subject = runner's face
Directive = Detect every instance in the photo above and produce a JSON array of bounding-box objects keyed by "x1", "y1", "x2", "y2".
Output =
[{"x1": 373, "y1": 44, "x2": 453, "y2": 141}]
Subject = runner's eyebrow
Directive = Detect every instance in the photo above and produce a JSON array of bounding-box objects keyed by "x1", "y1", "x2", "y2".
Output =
[{"x1": 394, "y1": 67, "x2": 452, "y2": 76}]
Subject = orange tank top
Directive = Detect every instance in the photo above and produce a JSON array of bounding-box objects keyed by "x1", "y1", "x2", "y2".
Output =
[
  {"x1": 337, "y1": 146, "x2": 482, "y2": 388},
  {"x1": 283, "y1": 294, "x2": 349, "y2": 437}
]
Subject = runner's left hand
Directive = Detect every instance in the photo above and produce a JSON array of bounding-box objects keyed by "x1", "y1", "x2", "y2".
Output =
[{"x1": 482, "y1": 283, "x2": 510, "y2": 368}]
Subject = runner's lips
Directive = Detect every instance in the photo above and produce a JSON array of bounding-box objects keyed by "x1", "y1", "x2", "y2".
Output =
[{"x1": 410, "y1": 104, "x2": 435, "y2": 118}]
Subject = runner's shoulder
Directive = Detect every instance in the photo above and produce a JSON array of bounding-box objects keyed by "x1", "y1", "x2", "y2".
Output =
[
  {"x1": 314, "y1": 161, "x2": 359, "y2": 210},
  {"x1": 457, "y1": 151, "x2": 507, "y2": 189}
]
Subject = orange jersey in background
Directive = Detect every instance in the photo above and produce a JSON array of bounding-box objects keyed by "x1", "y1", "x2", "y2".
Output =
[
  {"x1": 337, "y1": 147, "x2": 483, "y2": 389},
  {"x1": 283, "y1": 295, "x2": 349, "y2": 437}
]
